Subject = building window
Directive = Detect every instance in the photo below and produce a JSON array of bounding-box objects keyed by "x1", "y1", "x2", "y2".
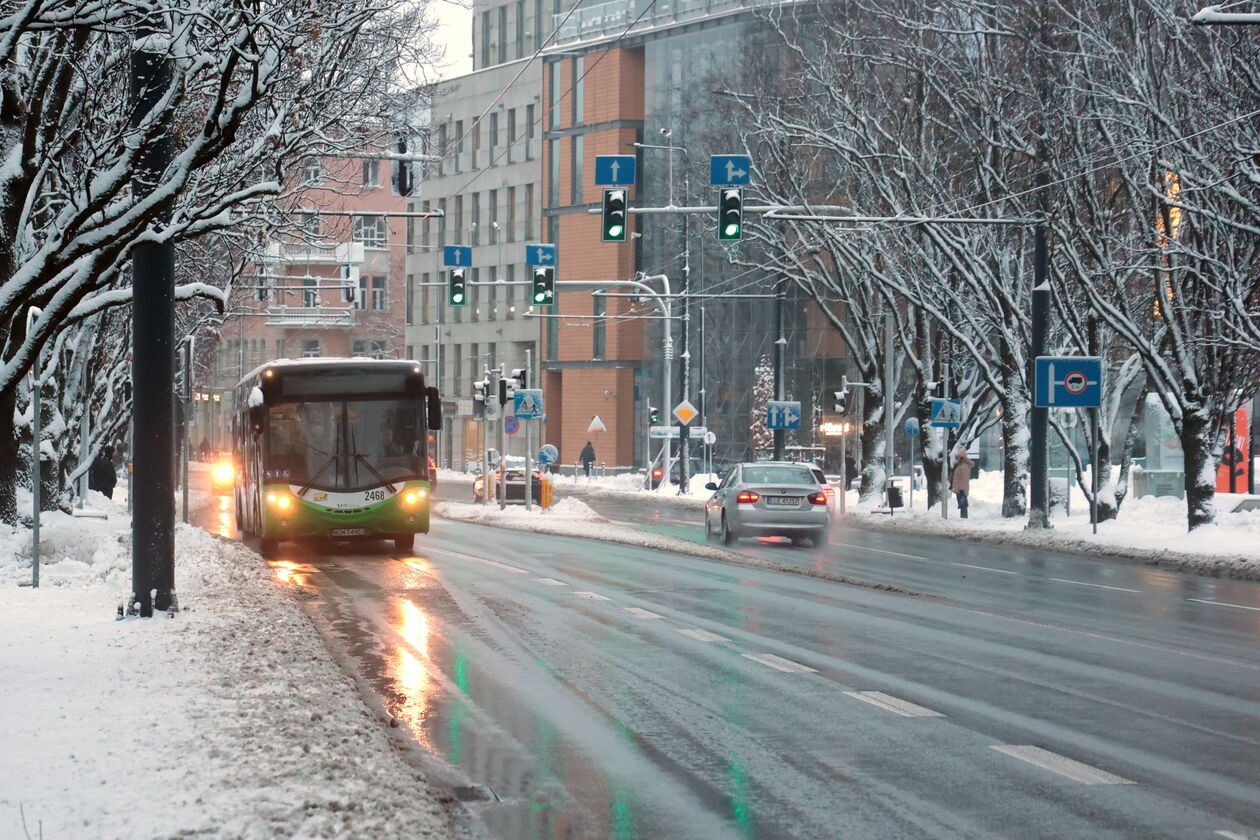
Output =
[
  {"x1": 480, "y1": 10, "x2": 491, "y2": 68},
  {"x1": 489, "y1": 189, "x2": 499, "y2": 238},
  {"x1": 534, "y1": 0, "x2": 543, "y2": 49},
  {"x1": 470, "y1": 268, "x2": 480, "y2": 322},
  {"x1": 454, "y1": 119, "x2": 464, "y2": 172},
  {"x1": 470, "y1": 192, "x2": 480, "y2": 244},
  {"x1": 352, "y1": 214, "x2": 388, "y2": 248},
  {"x1": 406, "y1": 344, "x2": 415, "y2": 360},
  {"x1": 362, "y1": 159, "x2": 380, "y2": 187},
  {"x1": 593, "y1": 293, "x2": 605, "y2": 359},
  {"x1": 547, "y1": 139, "x2": 559, "y2": 207},
  {"x1": 571, "y1": 135, "x2": 583, "y2": 205},
  {"x1": 302, "y1": 276, "x2": 318, "y2": 307},
  {"x1": 489, "y1": 113, "x2": 498, "y2": 165},
  {"x1": 421, "y1": 200, "x2": 432, "y2": 247},
  {"x1": 524, "y1": 183, "x2": 535, "y2": 240},
  {"x1": 355, "y1": 274, "x2": 369, "y2": 310},
  {"x1": 572, "y1": 56, "x2": 584, "y2": 125},
  {"x1": 498, "y1": 5, "x2": 508, "y2": 64},
  {"x1": 506, "y1": 186, "x2": 516, "y2": 241},
  {"x1": 453, "y1": 195, "x2": 463, "y2": 244},
  {"x1": 471, "y1": 117, "x2": 482, "y2": 169},
  {"x1": 276, "y1": 338, "x2": 285, "y2": 359},
  {"x1": 371, "y1": 275, "x2": 386, "y2": 310},
  {"x1": 487, "y1": 265, "x2": 497, "y2": 321},
  {"x1": 437, "y1": 198, "x2": 447, "y2": 245},
  {"x1": 301, "y1": 158, "x2": 321, "y2": 185},
  {"x1": 420, "y1": 272, "x2": 430, "y2": 323},
  {"x1": 506, "y1": 264, "x2": 516, "y2": 318},
  {"x1": 302, "y1": 340, "x2": 320, "y2": 358},
  {"x1": 507, "y1": 109, "x2": 517, "y2": 164},
  {"x1": 516, "y1": 0, "x2": 526, "y2": 57},
  {"x1": 435, "y1": 124, "x2": 447, "y2": 178},
  {"x1": 405, "y1": 275, "x2": 415, "y2": 325},
  {"x1": 297, "y1": 212, "x2": 320, "y2": 239},
  {"x1": 525, "y1": 104, "x2": 536, "y2": 146},
  {"x1": 452, "y1": 345, "x2": 462, "y2": 396},
  {"x1": 469, "y1": 343, "x2": 479, "y2": 390},
  {"x1": 548, "y1": 61, "x2": 561, "y2": 129},
  {"x1": 353, "y1": 339, "x2": 389, "y2": 359}
]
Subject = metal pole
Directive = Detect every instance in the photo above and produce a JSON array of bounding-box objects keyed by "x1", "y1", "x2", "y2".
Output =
[
  {"x1": 499, "y1": 371, "x2": 507, "y2": 511},
  {"x1": 181, "y1": 338, "x2": 193, "y2": 524},
  {"x1": 678, "y1": 170, "x2": 691, "y2": 496},
  {"x1": 662, "y1": 300, "x2": 673, "y2": 482},
  {"x1": 130, "y1": 27, "x2": 177, "y2": 617},
  {"x1": 644, "y1": 395, "x2": 651, "y2": 489},
  {"x1": 524, "y1": 349, "x2": 532, "y2": 512},
  {"x1": 773, "y1": 289, "x2": 785, "y2": 461},
  {"x1": 941, "y1": 363, "x2": 950, "y2": 521},
  {"x1": 1029, "y1": 271, "x2": 1051, "y2": 529},
  {"x1": 884, "y1": 313, "x2": 894, "y2": 512},
  {"x1": 1091, "y1": 408, "x2": 1099, "y2": 535},
  {"x1": 838, "y1": 426, "x2": 846, "y2": 515},
  {"x1": 698, "y1": 304, "x2": 707, "y2": 479},
  {"x1": 27, "y1": 307, "x2": 41, "y2": 587},
  {"x1": 908, "y1": 429, "x2": 914, "y2": 511}
]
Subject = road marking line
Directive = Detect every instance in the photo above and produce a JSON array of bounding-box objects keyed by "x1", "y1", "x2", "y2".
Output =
[
  {"x1": 621, "y1": 607, "x2": 663, "y2": 620},
  {"x1": 676, "y1": 627, "x2": 729, "y2": 643},
  {"x1": 1215, "y1": 831, "x2": 1252, "y2": 839},
  {"x1": 952, "y1": 562, "x2": 1017, "y2": 575},
  {"x1": 572, "y1": 591, "x2": 611, "y2": 601},
  {"x1": 742, "y1": 653, "x2": 818, "y2": 673},
  {"x1": 1049, "y1": 577, "x2": 1141, "y2": 593},
  {"x1": 843, "y1": 691, "x2": 944, "y2": 717},
  {"x1": 835, "y1": 543, "x2": 929, "y2": 561},
  {"x1": 535, "y1": 577, "x2": 568, "y2": 586},
  {"x1": 435, "y1": 548, "x2": 529, "y2": 574},
  {"x1": 989, "y1": 745, "x2": 1134, "y2": 785},
  {"x1": 1188, "y1": 598, "x2": 1260, "y2": 613}
]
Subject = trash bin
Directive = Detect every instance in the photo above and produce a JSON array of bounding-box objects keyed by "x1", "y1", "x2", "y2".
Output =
[{"x1": 887, "y1": 484, "x2": 904, "y2": 509}]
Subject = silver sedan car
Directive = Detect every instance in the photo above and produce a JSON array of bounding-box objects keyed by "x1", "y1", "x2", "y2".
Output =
[{"x1": 704, "y1": 462, "x2": 831, "y2": 547}]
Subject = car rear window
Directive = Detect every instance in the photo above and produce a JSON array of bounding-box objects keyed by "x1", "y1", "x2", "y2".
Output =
[{"x1": 743, "y1": 466, "x2": 817, "y2": 486}]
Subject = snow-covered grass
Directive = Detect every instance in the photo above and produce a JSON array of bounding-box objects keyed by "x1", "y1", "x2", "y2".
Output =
[
  {"x1": 849, "y1": 469, "x2": 1260, "y2": 579},
  {"x1": 549, "y1": 470, "x2": 722, "y2": 510},
  {"x1": 0, "y1": 497, "x2": 457, "y2": 838}
]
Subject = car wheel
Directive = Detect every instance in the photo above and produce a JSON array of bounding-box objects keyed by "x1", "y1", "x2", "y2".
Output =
[
  {"x1": 704, "y1": 511, "x2": 714, "y2": 541},
  {"x1": 720, "y1": 513, "x2": 736, "y2": 546},
  {"x1": 394, "y1": 533, "x2": 415, "y2": 552}
]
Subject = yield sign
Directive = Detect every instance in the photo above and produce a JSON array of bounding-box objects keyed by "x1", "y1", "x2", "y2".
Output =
[
  {"x1": 587, "y1": 414, "x2": 608, "y2": 433},
  {"x1": 673, "y1": 400, "x2": 699, "y2": 425}
]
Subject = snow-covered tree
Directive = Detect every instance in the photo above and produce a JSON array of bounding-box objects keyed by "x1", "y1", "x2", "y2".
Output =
[{"x1": 750, "y1": 355, "x2": 774, "y2": 456}]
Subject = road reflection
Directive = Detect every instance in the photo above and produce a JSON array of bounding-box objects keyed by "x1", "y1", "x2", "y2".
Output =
[
  {"x1": 392, "y1": 597, "x2": 435, "y2": 750},
  {"x1": 215, "y1": 494, "x2": 233, "y2": 538},
  {"x1": 271, "y1": 559, "x2": 309, "y2": 587}
]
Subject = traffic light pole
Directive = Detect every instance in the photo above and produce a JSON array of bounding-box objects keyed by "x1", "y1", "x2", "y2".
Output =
[
  {"x1": 773, "y1": 287, "x2": 786, "y2": 461},
  {"x1": 130, "y1": 24, "x2": 176, "y2": 617}
]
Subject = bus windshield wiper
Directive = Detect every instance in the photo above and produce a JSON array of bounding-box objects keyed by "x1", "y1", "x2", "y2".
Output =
[
  {"x1": 296, "y1": 443, "x2": 336, "y2": 497},
  {"x1": 347, "y1": 426, "x2": 396, "y2": 493}
]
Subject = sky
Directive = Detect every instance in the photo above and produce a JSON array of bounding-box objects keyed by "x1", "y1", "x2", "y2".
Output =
[{"x1": 432, "y1": 0, "x2": 474, "y2": 80}]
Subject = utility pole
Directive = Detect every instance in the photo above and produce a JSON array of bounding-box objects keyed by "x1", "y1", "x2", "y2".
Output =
[
  {"x1": 773, "y1": 285, "x2": 786, "y2": 461},
  {"x1": 130, "y1": 21, "x2": 177, "y2": 617},
  {"x1": 181, "y1": 337, "x2": 193, "y2": 524},
  {"x1": 698, "y1": 304, "x2": 707, "y2": 477},
  {"x1": 27, "y1": 307, "x2": 42, "y2": 588},
  {"x1": 678, "y1": 169, "x2": 692, "y2": 496},
  {"x1": 884, "y1": 313, "x2": 894, "y2": 510},
  {"x1": 941, "y1": 362, "x2": 950, "y2": 521}
]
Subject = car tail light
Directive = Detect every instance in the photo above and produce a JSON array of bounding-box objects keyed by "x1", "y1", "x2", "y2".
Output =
[
  {"x1": 652, "y1": 468, "x2": 664, "y2": 478},
  {"x1": 736, "y1": 491, "x2": 760, "y2": 504},
  {"x1": 809, "y1": 492, "x2": 827, "y2": 505}
]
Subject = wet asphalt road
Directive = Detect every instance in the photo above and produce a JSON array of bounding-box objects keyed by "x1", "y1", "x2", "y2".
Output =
[{"x1": 193, "y1": 476, "x2": 1260, "y2": 839}]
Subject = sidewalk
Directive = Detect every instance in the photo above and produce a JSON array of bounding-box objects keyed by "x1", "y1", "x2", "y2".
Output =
[{"x1": 0, "y1": 494, "x2": 459, "y2": 838}]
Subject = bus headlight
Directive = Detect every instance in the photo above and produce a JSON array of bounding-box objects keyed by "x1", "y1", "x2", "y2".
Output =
[
  {"x1": 403, "y1": 490, "x2": 424, "y2": 506},
  {"x1": 211, "y1": 460, "x2": 234, "y2": 485},
  {"x1": 267, "y1": 492, "x2": 293, "y2": 510}
]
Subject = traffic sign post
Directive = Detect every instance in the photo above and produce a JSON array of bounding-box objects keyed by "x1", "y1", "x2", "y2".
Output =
[
  {"x1": 766, "y1": 400, "x2": 802, "y2": 431},
  {"x1": 904, "y1": 417, "x2": 920, "y2": 511},
  {"x1": 709, "y1": 154, "x2": 752, "y2": 186},
  {"x1": 594, "y1": 154, "x2": 637, "y2": 185},
  {"x1": 1035, "y1": 355, "x2": 1103, "y2": 535}
]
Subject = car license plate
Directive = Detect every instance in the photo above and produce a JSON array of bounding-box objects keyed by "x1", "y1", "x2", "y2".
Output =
[
  {"x1": 330, "y1": 528, "x2": 367, "y2": 537},
  {"x1": 765, "y1": 496, "x2": 799, "y2": 506}
]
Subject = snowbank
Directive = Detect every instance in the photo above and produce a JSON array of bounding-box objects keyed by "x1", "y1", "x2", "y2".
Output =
[
  {"x1": 0, "y1": 505, "x2": 458, "y2": 837},
  {"x1": 551, "y1": 471, "x2": 720, "y2": 510},
  {"x1": 436, "y1": 496, "x2": 604, "y2": 525},
  {"x1": 849, "y1": 469, "x2": 1260, "y2": 579}
]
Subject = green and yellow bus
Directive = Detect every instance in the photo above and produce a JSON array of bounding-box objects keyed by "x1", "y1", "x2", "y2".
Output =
[{"x1": 232, "y1": 359, "x2": 442, "y2": 555}]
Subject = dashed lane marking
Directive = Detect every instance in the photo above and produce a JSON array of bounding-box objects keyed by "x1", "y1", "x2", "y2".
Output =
[
  {"x1": 742, "y1": 653, "x2": 818, "y2": 673},
  {"x1": 1049, "y1": 577, "x2": 1141, "y2": 593},
  {"x1": 434, "y1": 548, "x2": 529, "y2": 574},
  {"x1": 676, "y1": 627, "x2": 729, "y2": 643},
  {"x1": 990, "y1": 745, "x2": 1135, "y2": 785},
  {"x1": 572, "y1": 591, "x2": 612, "y2": 601},
  {"x1": 952, "y1": 562, "x2": 1017, "y2": 575},
  {"x1": 1188, "y1": 598, "x2": 1260, "y2": 613},
  {"x1": 844, "y1": 691, "x2": 944, "y2": 718},
  {"x1": 1215, "y1": 831, "x2": 1257, "y2": 839},
  {"x1": 835, "y1": 543, "x2": 929, "y2": 561},
  {"x1": 622, "y1": 607, "x2": 663, "y2": 620},
  {"x1": 535, "y1": 577, "x2": 568, "y2": 586}
]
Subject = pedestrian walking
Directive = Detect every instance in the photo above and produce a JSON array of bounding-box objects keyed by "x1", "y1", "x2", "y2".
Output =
[
  {"x1": 89, "y1": 445, "x2": 118, "y2": 500},
  {"x1": 951, "y1": 446, "x2": 974, "y2": 519},
  {"x1": 844, "y1": 455, "x2": 858, "y2": 490},
  {"x1": 580, "y1": 441, "x2": 596, "y2": 478}
]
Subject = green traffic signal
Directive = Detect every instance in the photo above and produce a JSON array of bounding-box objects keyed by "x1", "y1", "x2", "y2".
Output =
[
  {"x1": 718, "y1": 187, "x2": 743, "y2": 240},
  {"x1": 602, "y1": 188, "x2": 627, "y2": 242},
  {"x1": 448, "y1": 268, "x2": 466, "y2": 306},
  {"x1": 531, "y1": 266, "x2": 554, "y2": 305}
]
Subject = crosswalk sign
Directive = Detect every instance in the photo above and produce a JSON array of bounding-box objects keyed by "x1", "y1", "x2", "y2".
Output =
[
  {"x1": 514, "y1": 389, "x2": 544, "y2": 419},
  {"x1": 930, "y1": 398, "x2": 962, "y2": 428}
]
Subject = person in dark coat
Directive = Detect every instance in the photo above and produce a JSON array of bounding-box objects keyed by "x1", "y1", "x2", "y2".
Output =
[
  {"x1": 88, "y1": 445, "x2": 118, "y2": 500},
  {"x1": 579, "y1": 441, "x2": 596, "y2": 478},
  {"x1": 843, "y1": 455, "x2": 858, "y2": 490}
]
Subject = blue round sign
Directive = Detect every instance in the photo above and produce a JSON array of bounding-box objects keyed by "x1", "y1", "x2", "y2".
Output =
[
  {"x1": 904, "y1": 417, "x2": 920, "y2": 436},
  {"x1": 504, "y1": 417, "x2": 521, "y2": 435},
  {"x1": 538, "y1": 444, "x2": 559, "y2": 466}
]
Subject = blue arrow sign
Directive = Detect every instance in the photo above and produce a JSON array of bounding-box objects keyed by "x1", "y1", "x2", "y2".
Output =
[
  {"x1": 1034, "y1": 356, "x2": 1103, "y2": 408},
  {"x1": 710, "y1": 154, "x2": 752, "y2": 186},
  {"x1": 766, "y1": 400, "x2": 802, "y2": 430},
  {"x1": 442, "y1": 245, "x2": 472, "y2": 267},
  {"x1": 930, "y1": 398, "x2": 962, "y2": 428},
  {"x1": 594, "y1": 155, "x2": 636, "y2": 186},
  {"x1": 514, "y1": 388, "x2": 544, "y2": 419},
  {"x1": 905, "y1": 417, "x2": 921, "y2": 436},
  {"x1": 525, "y1": 243, "x2": 556, "y2": 266}
]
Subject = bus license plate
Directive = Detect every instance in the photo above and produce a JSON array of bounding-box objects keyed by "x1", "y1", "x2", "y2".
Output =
[
  {"x1": 765, "y1": 496, "x2": 799, "y2": 506},
  {"x1": 331, "y1": 528, "x2": 367, "y2": 537}
]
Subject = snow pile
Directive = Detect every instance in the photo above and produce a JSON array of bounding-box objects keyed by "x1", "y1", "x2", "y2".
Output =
[
  {"x1": 435, "y1": 496, "x2": 604, "y2": 526},
  {"x1": 1, "y1": 491, "x2": 130, "y2": 586},
  {"x1": 0, "y1": 510, "x2": 457, "y2": 837},
  {"x1": 556, "y1": 471, "x2": 720, "y2": 510},
  {"x1": 849, "y1": 468, "x2": 1260, "y2": 578}
]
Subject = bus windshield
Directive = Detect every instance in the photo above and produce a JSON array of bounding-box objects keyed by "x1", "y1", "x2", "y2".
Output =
[{"x1": 266, "y1": 399, "x2": 423, "y2": 492}]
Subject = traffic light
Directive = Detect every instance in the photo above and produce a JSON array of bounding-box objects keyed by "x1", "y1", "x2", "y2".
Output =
[
  {"x1": 601, "y1": 189, "x2": 627, "y2": 242},
  {"x1": 717, "y1": 187, "x2": 743, "y2": 240},
  {"x1": 510, "y1": 367, "x2": 529, "y2": 390},
  {"x1": 498, "y1": 376, "x2": 511, "y2": 406},
  {"x1": 393, "y1": 134, "x2": 413, "y2": 197},
  {"x1": 341, "y1": 263, "x2": 356, "y2": 303},
  {"x1": 472, "y1": 380, "x2": 486, "y2": 420},
  {"x1": 256, "y1": 267, "x2": 269, "y2": 301},
  {"x1": 832, "y1": 390, "x2": 848, "y2": 415},
  {"x1": 531, "y1": 266, "x2": 554, "y2": 305},
  {"x1": 448, "y1": 268, "x2": 467, "y2": 306},
  {"x1": 649, "y1": 405, "x2": 661, "y2": 425}
]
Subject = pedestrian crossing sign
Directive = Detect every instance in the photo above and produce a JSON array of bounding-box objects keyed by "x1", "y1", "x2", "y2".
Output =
[
  {"x1": 930, "y1": 398, "x2": 962, "y2": 428},
  {"x1": 514, "y1": 389, "x2": 544, "y2": 419}
]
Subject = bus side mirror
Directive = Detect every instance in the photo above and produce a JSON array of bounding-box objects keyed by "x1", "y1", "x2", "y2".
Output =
[
  {"x1": 249, "y1": 404, "x2": 265, "y2": 435},
  {"x1": 426, "y1": 386, "x2": 442, "y2": 431}
]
